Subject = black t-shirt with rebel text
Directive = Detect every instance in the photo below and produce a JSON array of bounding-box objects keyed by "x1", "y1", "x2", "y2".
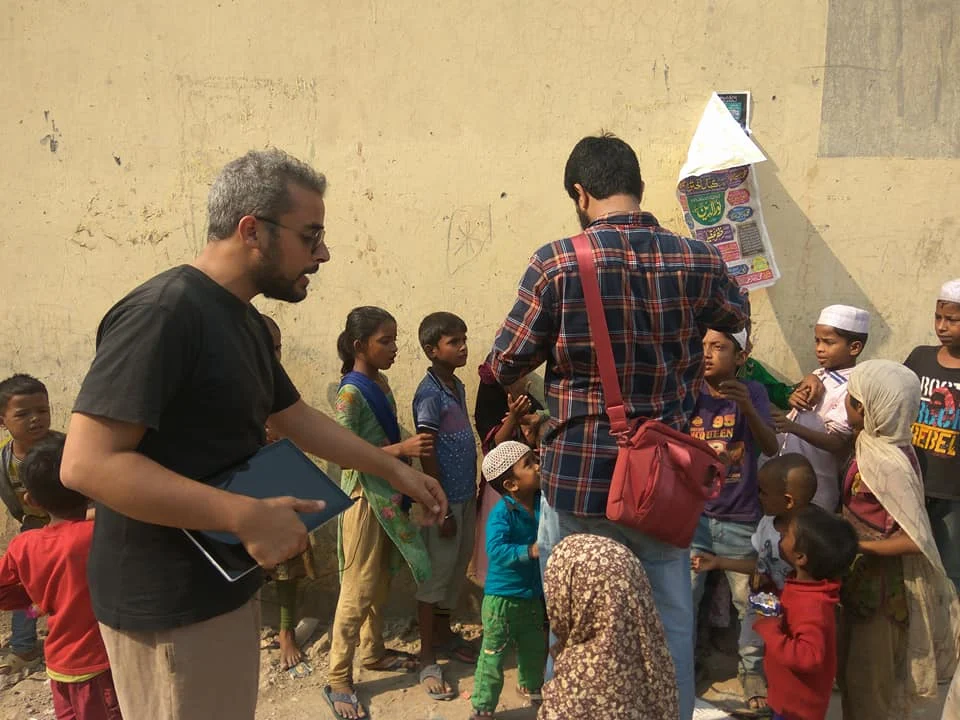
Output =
[
  {"x1": 74, "y1": 266, "x2": 300, "y2": 631},
  {"x1": 904, "y1": 346, "x2": 960, "y2": 500}
]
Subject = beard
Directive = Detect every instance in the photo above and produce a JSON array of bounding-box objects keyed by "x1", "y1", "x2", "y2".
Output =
[
  {"x1": 254, "y1": 235, "x2": 310, "y2": 303},
  {"x1": 577, "y1": 207, "x2": 590, "y2": 230}
]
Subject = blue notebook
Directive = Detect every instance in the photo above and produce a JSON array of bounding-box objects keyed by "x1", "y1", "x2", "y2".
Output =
[{"x1": 183, "y1": 438, "x2": 355, "y2": 582}]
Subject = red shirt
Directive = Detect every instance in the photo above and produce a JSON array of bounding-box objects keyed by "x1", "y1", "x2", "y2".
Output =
[
  {"x1": 0, "y1": 520, "x2": 109, "y2": 676},
  {"x1": 754, "y1": 578, "x2": 840, "y2": 720}
]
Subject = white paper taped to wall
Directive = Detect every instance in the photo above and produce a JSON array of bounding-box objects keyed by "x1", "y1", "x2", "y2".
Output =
[{"x1": 677, "y1": 93, "x2": 781, "y2": 292}]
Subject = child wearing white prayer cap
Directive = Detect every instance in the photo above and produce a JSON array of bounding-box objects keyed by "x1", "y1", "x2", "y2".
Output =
[
  {"x1": 772, "y1": 305, "x2": 869, "y2": 512},
  {"x1": 904, "y1": 278, "x2": 960, "y2": 593}
]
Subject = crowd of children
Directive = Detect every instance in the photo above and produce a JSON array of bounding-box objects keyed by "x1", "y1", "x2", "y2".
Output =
[
  {"x1": 690, "y1": 279, "x2": 960, "y2": 720},
  {"x1": 2, "y1": 276, "x2": 959, "y2": 720}
]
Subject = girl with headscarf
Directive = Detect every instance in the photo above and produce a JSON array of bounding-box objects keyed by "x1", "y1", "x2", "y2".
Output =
[
  {"x1": 838, "y1": 360, "x2": 959, "y2": 719},
  {"x1": 539, "y1": 534, "x2": 679, "y2": 720},
  {"x1": 472, "y1": 361, "x2": 547, "y2": 585}
]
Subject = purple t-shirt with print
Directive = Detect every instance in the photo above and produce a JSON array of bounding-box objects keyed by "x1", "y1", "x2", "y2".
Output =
[{"x1": 690, "y1": 379, "x2": 772, "y2": 523}]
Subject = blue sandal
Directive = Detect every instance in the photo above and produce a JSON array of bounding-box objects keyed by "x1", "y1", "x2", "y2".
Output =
[
  {"x1": 323, "y1": 685, "x2": 368, "y2": 719},
  {"x1": 419, "y1": 664, "x2": 456, "y2": 701}
]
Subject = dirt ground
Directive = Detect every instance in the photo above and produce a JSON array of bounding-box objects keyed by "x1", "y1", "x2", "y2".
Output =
[{"x1": 0, "y1": 609, "x2": 949, "y2": 720}]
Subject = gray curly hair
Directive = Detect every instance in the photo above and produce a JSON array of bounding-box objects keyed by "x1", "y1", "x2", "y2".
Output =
[{"x1": 206, "y1": 149, "x2": 327, "y2": 240}]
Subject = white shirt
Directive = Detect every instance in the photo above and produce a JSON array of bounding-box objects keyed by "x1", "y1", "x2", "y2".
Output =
[
  {"x1": 751, "y1": 515, "x2": 792, "y2": 590},
  {"x1": 779, "y1": 366, "x2": 853, "y2": 511}
]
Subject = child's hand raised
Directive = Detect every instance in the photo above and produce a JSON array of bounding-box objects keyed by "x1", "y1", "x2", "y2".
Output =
[
  {"x1": 400, "y1": 433, "x2": 434, "y2": 458},
  {"x1": 718, "y1": 380, "x2": 752, "y2": 410},
  {"x1": 691, "y1": 552, "x2": 719, "y2": 573},
  {"x1": 789, "y1": 374, "x2": 826, "y2": 412},
  {"x1": 506, "y1": 392, "x2": 532, "y2": 420}
]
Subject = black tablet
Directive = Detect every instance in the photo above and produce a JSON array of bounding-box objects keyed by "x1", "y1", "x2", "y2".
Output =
[{"x1": 183, "y1": 439, "x2": 355, "y2": 582}]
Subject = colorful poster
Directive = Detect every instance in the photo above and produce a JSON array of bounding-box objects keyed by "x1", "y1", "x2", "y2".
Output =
[{"x1": 677, "y1": 94, "x2": 781, "y2": 291}]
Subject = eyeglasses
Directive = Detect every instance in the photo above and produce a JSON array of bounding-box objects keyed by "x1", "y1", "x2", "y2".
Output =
[{"x1": 254, "y1": 216, "x2": 326, "y2": 253}]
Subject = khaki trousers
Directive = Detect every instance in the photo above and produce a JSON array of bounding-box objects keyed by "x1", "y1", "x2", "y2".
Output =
[
  {"x1": 99, "y1": 597, "x2": 260, "y2": 720},
  {"x1": 327, "y1": 494, "x2": 392, "y2": 687}
]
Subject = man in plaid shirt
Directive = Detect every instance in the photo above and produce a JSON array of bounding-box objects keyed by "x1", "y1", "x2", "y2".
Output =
[{"x1": 490, "y1": 134, "x2": 747, "y2": 720}]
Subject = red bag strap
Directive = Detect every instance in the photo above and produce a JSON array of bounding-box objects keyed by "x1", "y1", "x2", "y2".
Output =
[{"x1": 572, "y1": 233, "x2": 630, "y2": 435}]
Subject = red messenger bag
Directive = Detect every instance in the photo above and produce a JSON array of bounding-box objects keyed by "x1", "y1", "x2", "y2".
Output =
[{"x1": 572, "y1": 233, "x2": 725, "y2": 548}]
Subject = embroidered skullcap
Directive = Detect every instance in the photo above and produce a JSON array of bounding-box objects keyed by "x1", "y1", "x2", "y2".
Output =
[
  {"x1": 817, "y1": 305, "x2": 870, "y2": 334},
  {"x1": 939, "y1": 279, "x2": 960, "y2": 305},
  {"x1": 482, "y1": 441, "x2": 532, "y2": 482}
]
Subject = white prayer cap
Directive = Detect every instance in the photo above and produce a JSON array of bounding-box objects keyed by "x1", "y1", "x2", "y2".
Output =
[
  {"x1": 482, "y1": 441, "x2": 532, "y2": 482},
  {"x1": 938, "y1": 279, "x2": 960, "y2": 305},
  {"x1": 731, "y1": 329, "x2": 749, "y2": 350},
  {"x1": 817, "y1": 305, "x2": 870, "y2": 334}
]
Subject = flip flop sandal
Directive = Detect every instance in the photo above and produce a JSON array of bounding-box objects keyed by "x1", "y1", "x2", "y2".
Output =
[
  {"x1": 434, "y1": 635, "x2": 478, "y2": 664},
  {"x1": 419, "y1": 663, "x2": 456, "y2": 701},
  {"x1": 286, "y1": 660, "x2": 313, "y2": 679},
  {"x1": 323, "y1": 685, "x2": 368, "y2": 719},
  {"x1": 517, "y1": 686, "x2": 543, "y2": 702},
  {"x1": 0, "y1": 651, "x2": 44, "y2": 688},
  {"x1": 361, "y1": 649, "x2": 418, "y2": 673}
]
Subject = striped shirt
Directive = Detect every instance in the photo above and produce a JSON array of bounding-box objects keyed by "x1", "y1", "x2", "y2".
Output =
[{"x1": 490, "y1": 212, "x2": 747, "y2": 517}]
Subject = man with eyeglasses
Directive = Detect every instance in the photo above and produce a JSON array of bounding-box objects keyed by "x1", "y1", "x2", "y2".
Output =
[{"x1": 60, "y1": 149, "x2": 448, "y2": 720}]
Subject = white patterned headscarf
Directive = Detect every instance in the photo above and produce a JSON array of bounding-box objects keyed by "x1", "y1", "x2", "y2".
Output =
[{"x1": 848, "y1": 359, "x2": 960, "y2": 697}]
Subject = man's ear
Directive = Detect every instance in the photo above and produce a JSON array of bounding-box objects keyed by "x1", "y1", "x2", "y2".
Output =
[
  {"x1": 784, "y1": 493, "x2": 796, "y2": 511},
  {"x1": 424, "y1": 344, "x2": 437, "y2": 360},
  {"x1": 793, "y1": 550, "x2": 809, "y2": 569},
  {"x1": 574, "y1": 183, "x2": 589, "y2": 213},
  {"x1": 849, "y1": 340, "x2": 864, "y2": 358},
  {"x1": 22, "y1": 491, "x2": 35, "y2": 509},
  {"x1": 502, "y1": 476, "x2": 519, "y2": 494},
  {"x1": 238, "y1": 215, "x2": 259, "y2": 248}
]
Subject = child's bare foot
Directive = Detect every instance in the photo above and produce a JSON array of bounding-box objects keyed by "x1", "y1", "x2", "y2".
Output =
[
  {"x1": 324, "y1": 685, "x2": 367, "y2": 719},
  {"x1": 277, "y1": 629, "x2": 303, "y2": 670}
]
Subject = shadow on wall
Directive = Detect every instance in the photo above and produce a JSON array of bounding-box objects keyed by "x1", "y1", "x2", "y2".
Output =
[{"x1": 754, "y1": 160, "x2": 890, "y2": 372}]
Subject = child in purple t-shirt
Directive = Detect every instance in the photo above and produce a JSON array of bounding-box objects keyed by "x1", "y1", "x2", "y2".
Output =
[{"x1": 689, "y1": 328, "x2": 778, "y2": 714}]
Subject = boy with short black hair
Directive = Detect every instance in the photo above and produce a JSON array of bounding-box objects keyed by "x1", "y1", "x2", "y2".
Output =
[
  {"x1": 693, "y1": 453, "x2": 818, "y2": 594},
  {"x1": 413, "y1": 311, "x2": 478, "y2": 699},
  {"x1": 754, "y1": 505, "x2": 859, "y2": 720},
  {"x1": 690, "y1": 327, "x2": 778, "y2": 712},
  {"x1": 0, "y1": 434, "x2": 121, "y2": 719},
  {"x1": 0, "y1": 373, "x2": 55, "y2": 677},
  {"x1": 773, "y1": 305, "x2": 868, "y2": 512},
  {"x1": 469, "y1": 441, "x2": 546, "y2": 719},
  {"x1": 906, "y1": 279, "x2": 960, "y2": 594}
]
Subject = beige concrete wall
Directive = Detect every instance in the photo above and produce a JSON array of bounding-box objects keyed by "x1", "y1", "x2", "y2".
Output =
[
  {"x1": 3, "y1": 0, "x2": 959, "y2": 430},
  {"x1": 1, "y1": 3, "x2": 959, "y2": 605}
]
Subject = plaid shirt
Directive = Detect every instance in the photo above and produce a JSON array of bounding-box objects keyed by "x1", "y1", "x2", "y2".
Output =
[{"x1": 490, "y1": 212, "x2": 747, "y2": 517}]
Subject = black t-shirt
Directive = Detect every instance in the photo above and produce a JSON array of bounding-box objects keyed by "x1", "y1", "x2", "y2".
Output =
[
  {"x1": 73, "y1": 265, "x2": 300, "y2": 631},
  {"x1": 904, "y1": 346, "x2": 960, "y2": 500}
]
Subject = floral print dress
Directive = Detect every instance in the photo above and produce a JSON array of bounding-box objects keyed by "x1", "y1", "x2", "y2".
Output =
[{"x1": 334, "y1": 381, "x2": 430, "y2": 584}]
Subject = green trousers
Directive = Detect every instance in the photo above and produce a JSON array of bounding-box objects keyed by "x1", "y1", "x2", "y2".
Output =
[{"x1": 472, "y1": 594, "x2": 547, "y2": 713}]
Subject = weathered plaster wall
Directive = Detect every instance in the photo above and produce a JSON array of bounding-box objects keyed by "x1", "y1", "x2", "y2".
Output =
[{"x1": 2, "y1": 0, "x2": 959, "y2": 613}]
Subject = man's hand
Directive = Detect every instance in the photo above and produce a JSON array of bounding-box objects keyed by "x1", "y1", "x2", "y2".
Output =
[
  {"x1": 234, "y1": 496, "x2": 326, "y2": 569},
  {"x1": 771, "y1": 408, "x2": 796, "y2": 434},
  {"x1": 528, "y1": 543, "x2": 540, "y2": 560},
  {"x1": 789, "y1": 374, "x2": 825, "y2": 412},
  {"x1": 387, "y1": 464, "x2": 448, "y2": 525},
  {"x1": 399, "y1": 433, "x2": 435, "y2": 459},
  {"x1": 691, "y1": 552, "x2": 719, "y2": 573}
]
